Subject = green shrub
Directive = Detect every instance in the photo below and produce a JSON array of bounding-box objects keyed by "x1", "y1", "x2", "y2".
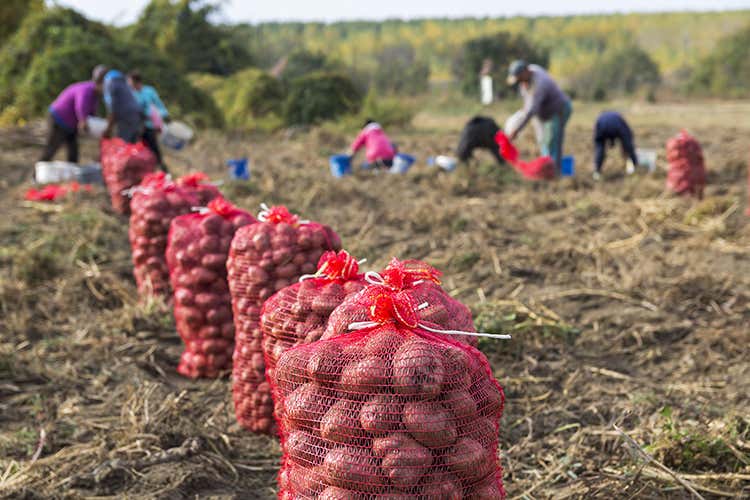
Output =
[
  {"x1": 358, "y1": 89, "x2": 414, "y2": 128},
  {"x1": 210, "y1": 68, "x2": 285, "y2": 131},
  {"x1": 280, "y1": 49, "x2": 340, "y2": 83},
  {"x1": 283, "y1": 71, "x2": 362, "y2": 125},
  {"x1": 688, "y1": 24, "x2": 750, "y2": 98},
  {"x1": 567, "y1": 45, "x2": 661, "y2": 100},
  {"x1": 452, "y1": 31, "x2": 549, "y2": 98},
  {"x1": 0, "y1": 0, "x2": 43, "y2": 46}
]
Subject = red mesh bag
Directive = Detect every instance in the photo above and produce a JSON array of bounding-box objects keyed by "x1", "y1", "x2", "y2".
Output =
[
  {"x1": 666, "y1": 130, "x2": 706, "y2": 199},
  {"x1": 166, "y1": 198, "x2": 257, "y2": 378},
  {"x1": 261, "y1": 251, "x2": 367, "y2": 415},
  {"x1": 495, "y1": 131, "x2": 556, "y2": 181},
  {"x1": 177, "y1": 172, "x2": 223, "y2": 205},
  {"x1": 228, "y1": 205, "x2": 342, "y2": 434},
  {"x1": 272, "y1": 285, "x2": 506, "y2": 499},
  {"x1": 129, "y1": 172, "x2": 199, "y2": 298},
  {"x1": 100, "y1": 138, "x2": 158, "y2": 214},
  {"x1": 323, "y1": 258, "x2": 478, "y2": 348}
]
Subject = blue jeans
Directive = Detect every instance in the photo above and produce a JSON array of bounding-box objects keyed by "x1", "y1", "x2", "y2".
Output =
[{"x1": 540, "y1": 100, "x2": 572, "y2": 170}]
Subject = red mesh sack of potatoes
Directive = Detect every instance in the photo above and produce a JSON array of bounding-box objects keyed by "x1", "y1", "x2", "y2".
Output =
[
  {"x1": 261, "y1": 250, "x2": 367, "y2": 410},
  {"x1": 176, "y1": 172, "x2": 222, "y2": 205},
  {"x1": 129, "y1": 172, "x2": 200, "y2": 298},
  {"x1": 323, "y1": 257, "x2": 478, "y2": 347},
  {"x1": 166, "y1": 198, "x2": 257, "y2": 378},
  {"x1": 273, "y1": 285, "x2": 506, "y2": 499},
  {"x1": 100, "y1": 138, "x2": 158, "y2": 214},
  {"x1": 666, "y1": 130, "x2": 706, "y2": 199},
  {"x1": 229, "y1": 205, "x2": 342, "y2": 434}
]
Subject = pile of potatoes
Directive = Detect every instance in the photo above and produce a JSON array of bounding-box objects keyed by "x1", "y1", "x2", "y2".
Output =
[
  {"x1": 166, "y1": 198, "x2": 256, "y2": 378},
  {"x1": 129, "y1": 173, "x2": 202, "y2": 298},
  {"x1": 666, "y1": 130, "x2": 706, "y2": 198},
  {"x1": 100, "y1": 137, "x2": 158, "y2": 215},
  {"x1": 273, "y1": 324, "x2": 505, "y2": 499},
  {"x1": 228, "y1": 211, "x2": 341, "y2": 434},
  {"x1": 260, "y1": 252, "x2": 366, "y2": 395}
]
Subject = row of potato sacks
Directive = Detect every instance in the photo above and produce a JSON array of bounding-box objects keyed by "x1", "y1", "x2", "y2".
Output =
[{"x1": 122, "y1": 172, "x2": 506, "y2": 498}]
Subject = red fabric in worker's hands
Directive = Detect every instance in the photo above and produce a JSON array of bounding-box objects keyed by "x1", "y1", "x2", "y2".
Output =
[{"x1": 495, "y1": 131, "x2": 556, "y2": 180}]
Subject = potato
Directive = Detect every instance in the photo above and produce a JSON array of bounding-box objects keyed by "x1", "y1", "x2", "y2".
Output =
[
  {"x1": 321, "y1": 447, "x2": 382, "y2": 492},
  {"x1": 467, "y1": 478, "x2": 504, "y2": 499},
  {"x1": 201, "y1": 253, "x2": 227, "y2": 270},
  {"x1": 287, "y1": 465, "x2": 325, "y2": 496},
  {"x1": 362, "y1": 326, "x2": 404, "y2": 357},
  {"x1": 319, "y1": 486, "x2": 356, "y2": 500},
  {"x1": 464, "y1": 417, "x2": 497, "y2": 447},
  {"x1": 320, "y1": 399, "x2": 366, "y2": 445},
  {"x1": 283, "y1": 383, "x2": 332, "y2": 430},
  {"x1": 339, "y1": 356, "x2": 390, "y2": 395},
  {"x1": 306, "y1": 342, "x2": 343, "y2": 386},
  {"x1": 445, "y1": 438, "x2": 493, "y2": 481},
  {"x1": 377, "y1": 435, "x2": 433, "y2": 490},
  {"x1": 442, "y1": 390, "x2": 478, "y2": 422},
  {"x1": 199, "y1": 214, "x2": 223, "y2": 234},
  {"x1": 421, "y1": 472, "x2": 462, "y2": 499},
  {"x1": 360, "y1": 395, "x2": 403, "y2": 436},
  {"x1": 392, "y1": 340, "x2": 445, "y2": 399},
  {"x1": 472, "y1": 376, "x2": 504, "y2": 418},
  {"x1": 402, "y1": 401, "x2": 457, "y2": 448},
  {"x1": 285, "y1": 430, "x2": 327, "y2": 466}
]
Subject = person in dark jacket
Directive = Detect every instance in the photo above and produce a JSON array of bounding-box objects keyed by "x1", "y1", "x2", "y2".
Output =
[
  {"x1": 593, "y1": 111, "x2": 638, "y2": 180},
  {"x1": 102, "y1": 69, "x2": 143, "y2": 143},
  {"x1": 456, "y1": 116, "x2": 505, "y2": 165}
]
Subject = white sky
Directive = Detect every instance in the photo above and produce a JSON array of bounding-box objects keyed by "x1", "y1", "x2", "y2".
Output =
[{"x1": 54, "y1": 0, "x2": 750, "y2": 25}]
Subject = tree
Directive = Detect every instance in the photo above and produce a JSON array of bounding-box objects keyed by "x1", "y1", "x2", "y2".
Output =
[
  {"x1": 0, "y1": 0, "x2": 43, "y2": 46},
  {"x1": 372, "y1": 43, "x2": 430, "y2": 96},
  {"x1": 567, "y1": 45, "x2": 661, "y2": 100},
  {"x1": 128, "y1": 0, "x2": 252, "y2": 75},
  {"x1": 688, "y1": 24, "x2": 750, "y2": 98},
  {"x1": 452, "y1": 31, "x2": 549, "y2": 97}
]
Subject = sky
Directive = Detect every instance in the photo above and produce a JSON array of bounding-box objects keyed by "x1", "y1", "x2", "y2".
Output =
[{"x1": 56, "y1": 0, "x2": 750, "y2": 25}]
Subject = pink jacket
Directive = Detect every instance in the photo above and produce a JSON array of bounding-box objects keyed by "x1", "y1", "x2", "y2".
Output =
[{"x1": 351, "y1": 123, "x2": 395, "y2": 162}]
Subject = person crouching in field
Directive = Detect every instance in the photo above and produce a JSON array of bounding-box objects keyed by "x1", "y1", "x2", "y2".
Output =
[
  {"x1": 40, "y1": 64, "x2": 107, "y2": 164},
  {"x1": 456, "y1": 116, "x2": 505, "y2": 165},
  {"x1": 349, "y1": 119, "x2": 396, "y2": 169},
  {"x1": 506, "y1": 60, "x2": 572, "y2": 170},
  {"x1": 128, "y1": 70, "x2": 170, "y2": 172},
  {"x1": 593, "y1": 111, "x2": 640, "y2": 181},
  {"x1": 102, "y1": 69, "x2": 143, "y2": 143}
]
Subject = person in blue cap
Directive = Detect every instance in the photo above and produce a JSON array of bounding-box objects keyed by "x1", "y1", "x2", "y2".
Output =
[
  {"x1": 506, "y1": 60, "x2": 572, "y2": 170},
  {"x1": 593, "y1": 111, "x2": 640, "y2": 181},
  {"x1": 102, "y1": 69, "x2": 142, "y2": 143}
]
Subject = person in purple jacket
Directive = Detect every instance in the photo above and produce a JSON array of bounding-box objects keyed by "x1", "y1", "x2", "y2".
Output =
[{"x1": 40, "y1": 65, "x2": 107, "y2": 163}]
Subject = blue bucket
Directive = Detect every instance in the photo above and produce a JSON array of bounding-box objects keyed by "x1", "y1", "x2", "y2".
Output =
[
  {"x1": 390, "y1": 153, "x2": 416, "y2": 174},
  {"x1": 561, "y1": 155, "x2": 575, "y2": 177},
  {"x1": 329, "y1": 154, "x2": 352, "y2": 178},
  {"x1": 227, "y1": 158, "x2": 250, "y2": 180}
]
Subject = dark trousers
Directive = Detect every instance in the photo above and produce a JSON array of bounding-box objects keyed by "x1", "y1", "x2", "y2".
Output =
[
  {"x1": 594, "y1": 132, "x2": 638, "y2": 173},
  {"x1": 142, "y1": 127, "x2": 166, "y2": 171},
  {"x1": 40, "y1": 114, "x2": 78, "y2": 163}
]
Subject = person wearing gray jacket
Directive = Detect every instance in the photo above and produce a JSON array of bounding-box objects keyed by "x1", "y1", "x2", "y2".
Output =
[{"x1": 506, "y1": 60, "x2": 572, "y2": 170}]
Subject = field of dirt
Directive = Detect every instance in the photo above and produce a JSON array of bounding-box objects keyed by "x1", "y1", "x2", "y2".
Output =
[{"x1": 1, "y1": 101, "x2": 749, "y2": 499}]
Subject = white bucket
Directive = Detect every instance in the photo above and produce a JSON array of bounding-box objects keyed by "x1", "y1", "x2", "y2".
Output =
[
  {"x1": 35, "y1": 161, "x2": 80, "y2": 184},
  {"x1": 637, "y1": 148, "x2": 657, "y2": 172},
  {"x1": 161, "y1": 121, "x2": 194, "y2": 150},
  {"x1": 86, "y1": 117, "x2": 107, "y2": 138}
]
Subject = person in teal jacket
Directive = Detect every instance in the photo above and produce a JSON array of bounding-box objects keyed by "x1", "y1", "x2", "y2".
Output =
[{"x1": 128, "y1": 70, "x2": 169, "y2": 171}]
